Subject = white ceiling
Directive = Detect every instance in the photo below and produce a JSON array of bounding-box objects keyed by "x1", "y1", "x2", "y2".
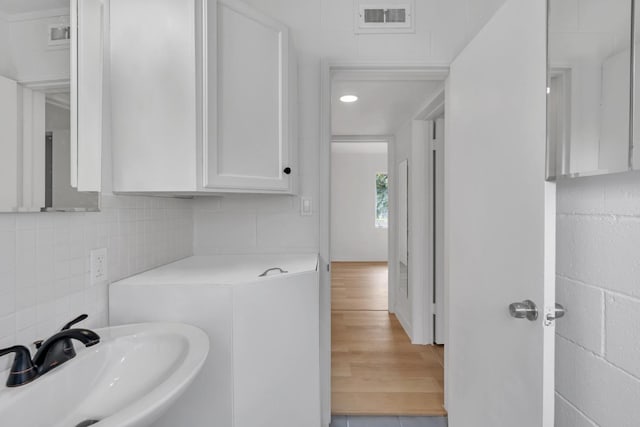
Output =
[
  {"x1": 0, "y1": 0, "x2": 68, "y2": 16},
  {"x1": 331, "y1": 79, "x2": 443, "y2": 136},
  {"x1": 331, "y1": 142, "x2": 388, "y2": 155}
]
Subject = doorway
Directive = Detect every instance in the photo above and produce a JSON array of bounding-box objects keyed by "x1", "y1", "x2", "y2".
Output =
[{"x1": 326, "y1": 66, "x2": 448, "y2": 418}]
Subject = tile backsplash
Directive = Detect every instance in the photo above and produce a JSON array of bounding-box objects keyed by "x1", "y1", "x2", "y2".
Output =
[{"x1": 0, "y1": 194, "x2": 193, "y2": 370}]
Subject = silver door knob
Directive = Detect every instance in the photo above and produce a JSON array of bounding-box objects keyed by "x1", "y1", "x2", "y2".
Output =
[
  {"x1": 544, "y1": 303, "x2": 566, "y2": 325},
  {"x1": 509, "y1": 300, "x2": 538, "y2": 321}
]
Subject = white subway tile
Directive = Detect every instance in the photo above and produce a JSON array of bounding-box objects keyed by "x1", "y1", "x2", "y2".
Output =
[
  {"x1": 216, "y1": 194, "x2": 295, "y2": 213},
  {"x1": 15, "y1": 307, "x2": 37, "y2": 331},
  {"x1": 0, "y1": 314, "x2": 15, "y2": 339},
  {"x1": 0, "y1": 195, "x2": 193, "y2": 351},
  {"x1": 0, "y1": 336, "x2": 15, "y2": 371},
  {"x1": 557, "y1": 215, "x2": 640, "y2": 298},
  {"x1": 257, "y1": 212, "x2": 319, "y2": 251},
  {"x1": 0, "y1": 270, "x2": 15, "y2": 296},
  {"x1": 555, "y1": 393, "x2": 598, "y2": 427},
  {"x1": 603, "y1": 170, "x2": 640, "y2": 216},
  {"x1": 15, "y1": 286, "x2": 37, "y2": 310},
  {"x1": 0, "y1": 230, "x2": 16, "y2": 273},
  {"x1": 15, "y1": 325, "x2": 38, "y2": 349},
  {"x1": 605, "y1": 293, "x2": 640, "y2": 379},
  {"x1": 15, "y1": 214, "x2": 38, "y2": 230},
  {"x1": 0, "y1": 215, "x2": 16, "y2": 231},
  {"x1": 556, "y1": 277, "x2": 603, "y2": 354},
  {"x1": 36, "y1": 214, "x2": 54, "y2": 230},
  {"x1": 557, "y1": 176, "x2": 605, "y2": 214},
  {"x1": 556, "y1": 336, "x2": 640, "y2": 427},
  {"x1": 194, "y1": 211, "x2": 257, "y2": 253},
  {"x1": 0, "y1": 291, "x2": 15, "y2": 318}
]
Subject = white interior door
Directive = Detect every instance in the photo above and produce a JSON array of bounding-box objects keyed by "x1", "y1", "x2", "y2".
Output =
[{"x1": 445, "y1": 0, "x2": 555, "y2": 426}]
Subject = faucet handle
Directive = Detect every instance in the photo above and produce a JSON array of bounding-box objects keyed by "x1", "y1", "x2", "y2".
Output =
[
  {"x1": 61, "y1": 314, "x2": 88, "y2": 331},
  {"x1": 0, "y1": 345, "x2": 37, "y2": 387}
]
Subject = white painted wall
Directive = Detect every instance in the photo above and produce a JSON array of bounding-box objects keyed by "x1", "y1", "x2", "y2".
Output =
[
  {"x1": 555, "y1": 171, "x2": 640, "y2": 427},
  {"x1": 330, "y1": 147, "x2": 388, "y2": 261},
  {"x1": 391, "y1": 116, "x2": 436, "y2": 346}
]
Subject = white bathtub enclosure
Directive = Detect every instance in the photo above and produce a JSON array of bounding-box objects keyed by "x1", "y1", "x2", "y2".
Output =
[{"x1": 109, "y1": 254, "x2": 320, "y2": 427}]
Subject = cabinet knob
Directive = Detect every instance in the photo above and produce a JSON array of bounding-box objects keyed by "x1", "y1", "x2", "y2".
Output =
[{"x1": 283, "y1": 167, "x2": 292, "y2": 175}]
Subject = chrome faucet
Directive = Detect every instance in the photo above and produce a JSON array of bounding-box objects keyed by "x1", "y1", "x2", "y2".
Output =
[{"x1": 0, "y1": 314, "x2": 100, "y2": 387}]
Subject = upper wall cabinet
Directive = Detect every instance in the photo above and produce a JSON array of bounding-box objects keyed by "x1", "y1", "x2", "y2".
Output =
[
  {"x1": 110, "y1": 0, "x2": 297, "y2": 194},
  {"x1": 547, "y1": 0, "x2": 633, "y2": 179}
]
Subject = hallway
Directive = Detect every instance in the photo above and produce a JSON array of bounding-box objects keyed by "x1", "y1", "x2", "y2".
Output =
[{"x1": 331, "y1": 262, "x2": 446, "y2": 416}]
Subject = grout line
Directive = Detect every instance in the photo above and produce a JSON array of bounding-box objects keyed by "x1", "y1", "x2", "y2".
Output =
[
  {"x1": 555, "y1": 391, "x2": 600, "y2": 427},
  {"x1": 556, "y1": 273, "x2": 640, "y2": 303},
  {"x1": 556, "y1": 335, "x2": 640, "y2": 383},
  {"x1": 556, "y1": 212, "x2": 640, "y2": 219}
]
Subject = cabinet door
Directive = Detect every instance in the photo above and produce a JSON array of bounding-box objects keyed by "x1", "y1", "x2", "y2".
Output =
[
  {"x1": 110, "y1": 0, "x2": 199, "y2": 192},
  {"x1": 205, "y1": 0, "x2": 292, "y2": 192}
]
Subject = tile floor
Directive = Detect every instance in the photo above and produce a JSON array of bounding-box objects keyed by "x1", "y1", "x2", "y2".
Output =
[{"x1": 330, "y1": 415, "x2": 448, "y2": 427}]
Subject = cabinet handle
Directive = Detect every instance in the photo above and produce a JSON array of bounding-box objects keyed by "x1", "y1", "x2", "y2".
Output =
[
  {"x1": 258, "y1": 267, "x2": 289, "y2": 277},
  {"x1": 283, "y1": 167, "x2": 292, "y2": 175}
]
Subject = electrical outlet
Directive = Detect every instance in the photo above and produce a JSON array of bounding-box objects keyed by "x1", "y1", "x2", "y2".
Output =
[{"x1": 90, "y1": 248, "x2": 107, "y2": 285}]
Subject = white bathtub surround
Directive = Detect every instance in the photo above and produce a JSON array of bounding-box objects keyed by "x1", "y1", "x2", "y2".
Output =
[
  {"x1": 110, "y1": 254, "x2": 319, "y2": 427},
  {"x1": 556, "y1": 170, "x2": 640, "y2": 426},
  {"x1": 0, "y1": 194, "x2": 193, "y2": 371}
]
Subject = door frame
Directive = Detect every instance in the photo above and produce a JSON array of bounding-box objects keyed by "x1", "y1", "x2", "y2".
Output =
[
  {"x1": 319, "y1": 62, "x2": 449, "y2": 425},
  {"x1": 412, "y1": 88, "x2": 446, "y2": 345},
  {"x1": 330, "y1": 134, "x2": 395, "y2": 311}
]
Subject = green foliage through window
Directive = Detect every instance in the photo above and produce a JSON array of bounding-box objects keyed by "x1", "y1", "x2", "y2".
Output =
[{"x1": 376, "y1": 173, "x2": 388, "y2": 228}]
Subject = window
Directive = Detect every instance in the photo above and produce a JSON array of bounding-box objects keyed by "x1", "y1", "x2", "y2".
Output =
[{"x1": 375, "y1": 173, "x2": 388, "y2": 228}]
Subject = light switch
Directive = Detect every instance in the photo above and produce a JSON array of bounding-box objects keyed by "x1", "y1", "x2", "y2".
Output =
[{"x1": 301, "y1": 197, "x2": 312, "y2": 216}]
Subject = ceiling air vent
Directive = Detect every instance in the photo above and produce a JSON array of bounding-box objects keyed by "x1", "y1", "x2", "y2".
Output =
[{"x1": 355, "y1": 1, "x2": 414, "y2": 34}]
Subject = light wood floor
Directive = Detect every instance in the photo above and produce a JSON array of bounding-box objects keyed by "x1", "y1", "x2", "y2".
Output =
[
  {"x1": 331, "y1": 262, "x2": 446, "y2": 416},
  {"x1": 331, "y1": 262, "x2": 389, "y2": 311}
]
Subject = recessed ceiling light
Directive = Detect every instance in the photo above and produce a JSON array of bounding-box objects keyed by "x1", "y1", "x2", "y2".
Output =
[{"x1": 340, "y1": 95, "x2": 358, "y2": 103}]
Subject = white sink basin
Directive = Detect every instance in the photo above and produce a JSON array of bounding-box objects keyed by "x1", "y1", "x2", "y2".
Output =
[{"x1": 0, "y1": 322, "x2": 209, "y2": 427}]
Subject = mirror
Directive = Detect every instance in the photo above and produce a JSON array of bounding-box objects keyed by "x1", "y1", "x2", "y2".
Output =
[
  {"x1": 0, "y1": 0, "x2": 101, "y2": 212},
  {"x1": 547, "y1": 0, "x2": 633, "y2": 179}
]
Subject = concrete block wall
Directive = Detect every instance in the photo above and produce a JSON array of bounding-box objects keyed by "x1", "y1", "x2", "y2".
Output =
[
  {"x1": 556, "y1": 170, "x2": 640, "y2": 427},
  {"x1": 0, "y1": 194, "x2": 193, "y2": 370}
]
